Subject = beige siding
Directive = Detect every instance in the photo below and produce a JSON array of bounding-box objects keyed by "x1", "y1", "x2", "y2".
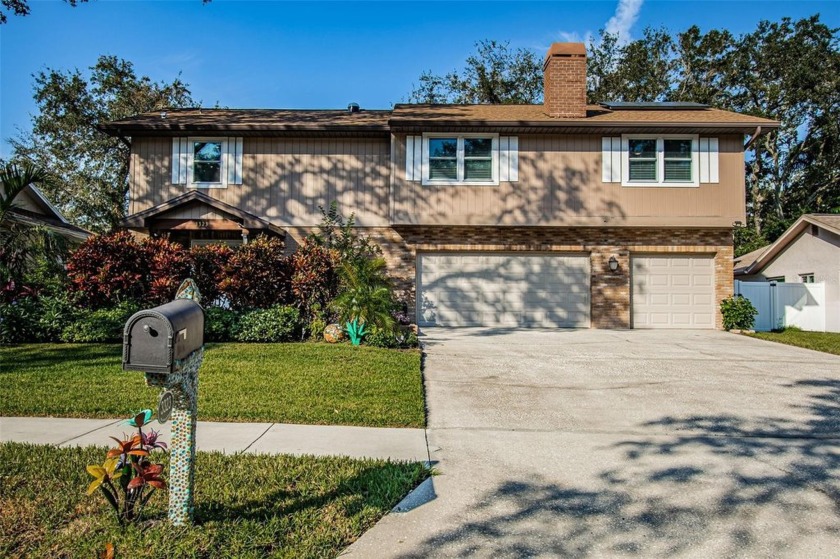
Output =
[
  {"x1": 129, "y1": 137, "x2": 390, "y2": 226},
  {"x1": 392, "y1": 134, "x2": 746, "y2": 227}
]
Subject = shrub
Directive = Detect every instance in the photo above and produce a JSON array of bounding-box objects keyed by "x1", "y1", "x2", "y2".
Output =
[
  {"x1": 365, "y1": 326, "x2": 419, "y2": 349},
  {"x1": 190, "y1": 243, "x2": 234, "y2": 305},
  {"x1": 291, "y1": 238, "x2": 339, "y2": 322},
  {"x1": 36, "y1": 293, "x2": 76, "y2": 342},
  {"x1": 236, "y1": 305, "x2": 301, "y2": 342},
  {"x1": 310, "y1": 202, "x2": 381, "y2": 265},
  {"x1": 720, "y1": 295, "x2": 758, "y2": 330},
  {"x1": 204, "y1": 306, "x2": 241, "y2": 342},
  {"x1": 331, "y1": 256, "x2": 395, "y2": 331},
  {"x1": 67, "y1": 233, "x2": 191, "y2": 309},
  {"x1": 67, "y1": 232, "x2": 149, "y2": 308},
  {"x1": 220, "y1": 235, "x2": 292, "y2": 310},
  {"x1": 61, "y1": 301, "x2": 140, "y2": 343},
  {"x1": 0, "y1": 297, "x2": 40, "y2": 343},
  {"x1": 144, "y1": 236, "x2": 191, "y2": 305}
]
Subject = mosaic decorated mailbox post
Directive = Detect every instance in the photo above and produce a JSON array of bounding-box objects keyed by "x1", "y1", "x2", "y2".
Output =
[{"x1": 123, "y1": 279, "x2": 205, "y2": 526}]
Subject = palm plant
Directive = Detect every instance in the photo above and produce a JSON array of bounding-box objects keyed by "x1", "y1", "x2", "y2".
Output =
[
  {"x1": 0, "y1": 162, "x2": 68, "y2": 298},
  {"x1": 331, "y1": 256, "x2": 395, "y2": 340}
]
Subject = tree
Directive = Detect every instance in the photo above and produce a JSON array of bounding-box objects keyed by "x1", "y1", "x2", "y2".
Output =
[
  {"x1": 1, "y1": 0, "x2": 209, "y2": 24},
  {"x1": 0, "y1": 162, "x2": 68, "y2": 299},
  {"x1": 408, "y1": 40, "x2": 543, "y2": 104},
  {"x1": 0, "y1": 0, "x2": 84, "y2": 24},
  {"x1": 10, "y1": 56, "x2": 196, "y2": 231},
  {"x1": 588, "y1": 27, "x2": 676, "y2": 103}
]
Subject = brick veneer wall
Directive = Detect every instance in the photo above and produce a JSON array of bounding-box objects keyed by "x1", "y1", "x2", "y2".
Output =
[{"x1": 285, "y1": 226, "x2": 734, "y2": 330}]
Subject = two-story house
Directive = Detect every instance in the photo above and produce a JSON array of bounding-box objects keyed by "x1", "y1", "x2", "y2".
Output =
[{"x1": 103, "y1": 42, "x2": 778, "y2": 330}]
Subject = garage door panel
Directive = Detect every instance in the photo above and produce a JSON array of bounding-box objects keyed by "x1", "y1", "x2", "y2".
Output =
[
  {"x1": 632, "y1": 255, "x2": 715, "y2": 329},
  {"x1": 418, "y1": 253, "x2": 590, "y2": 328}
]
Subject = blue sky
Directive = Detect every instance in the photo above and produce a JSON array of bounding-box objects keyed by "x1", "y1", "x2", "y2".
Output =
[{"x1": 1, "y1": 0, "x2": 838, "y2": 158}]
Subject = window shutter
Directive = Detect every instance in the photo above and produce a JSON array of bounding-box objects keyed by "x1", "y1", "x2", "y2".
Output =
[
  {"x1": 226, "y1": 137, "x2": 244, "y2": 185},
  {"x1": 499, "y1": 136, "x2": 518, "y2": 182},
  {"x1": 602, "y1": 137, "x2": 621, "y2": 183},
  {"x1": 405, "y1": 135, "x2": 422, "y2": 181},
  {"x1": 171, "y1": 138, "x2": 188, "y2": 185},
  {"x1": 699, "y1": 137, "x2": 719, "y2": 183}
]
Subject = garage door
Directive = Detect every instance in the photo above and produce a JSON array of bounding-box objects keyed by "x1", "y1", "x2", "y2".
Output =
[
  {"x1": 417, "y1": 253, "x2": 590, "y2": 327},
  {"x1": 632, "y1": 255, "x2": 715, "y2": 329}
]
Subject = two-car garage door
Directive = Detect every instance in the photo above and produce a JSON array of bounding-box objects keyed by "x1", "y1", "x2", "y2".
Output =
[
  {"x1": 417, "y1": 253, "x2": 590, "y2": 328},
  {"x1": 416, "y1": 253, "x2": 715, "y2": 329}
]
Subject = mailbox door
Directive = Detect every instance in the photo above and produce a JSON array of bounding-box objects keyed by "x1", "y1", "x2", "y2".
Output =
[{"x1": 127, "y1": 316, "x2": 173, "y2": 373}]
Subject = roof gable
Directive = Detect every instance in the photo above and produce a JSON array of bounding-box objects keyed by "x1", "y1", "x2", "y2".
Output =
[
  {"x1": 122, "y1": 190, "x2": 284, "y2": 235},
  {"x1": 735, "y1": 214, "x2": 840, "y2": 275}
]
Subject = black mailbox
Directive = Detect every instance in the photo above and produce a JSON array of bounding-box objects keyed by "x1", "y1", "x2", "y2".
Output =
[{"x1": 123, "y1": 299, "x2": 204, "y2": 374}]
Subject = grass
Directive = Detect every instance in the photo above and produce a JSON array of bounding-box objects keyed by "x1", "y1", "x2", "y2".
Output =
[
  {"x1": 747, "y1": 329, "x2": 840, "y2": 356},
  {"x1": 0, "y1": 442, "x2": 428, "y2": 559},
  {"x1": 0, "y1": 343, "x2": 425, "y2": 428}
]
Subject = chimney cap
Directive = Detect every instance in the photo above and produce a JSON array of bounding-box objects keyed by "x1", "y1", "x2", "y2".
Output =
[
  {"x1": 348, "y1": 102, "x2": 360, "y2": 113},
  {"x1": 546, "y1": 42, "x2": 587, "y2": 58}
]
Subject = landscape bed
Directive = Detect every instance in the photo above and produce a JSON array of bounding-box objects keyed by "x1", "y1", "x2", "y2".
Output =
[
  {"x1": 0, "y1": 442, "x2": 428, "y2": 559},
  {"x1": 0, "y1": 343, "x2": 425, "y2": 428}
]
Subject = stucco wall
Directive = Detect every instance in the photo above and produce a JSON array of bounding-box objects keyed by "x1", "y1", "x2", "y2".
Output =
[{"x1": 740, "y1": 228, "x2": 840, "y2": 332}]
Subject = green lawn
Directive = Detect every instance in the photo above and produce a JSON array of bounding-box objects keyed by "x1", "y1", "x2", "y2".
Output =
[
  {"x1": 0, "y1": 343, "x2": 425, "y2": 428},
  {"x1": 0, "y1": 442, "x2": 427, "y2": 559},
  {"x1": 747, "y1": 329, "x2": 840, "y2": 356}
]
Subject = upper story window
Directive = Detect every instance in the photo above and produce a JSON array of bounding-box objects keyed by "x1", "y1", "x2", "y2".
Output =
[
  {"x1": 800, "y1": 273, "x2": 815, "y2": 283},
  {"x1": 621, "y1": 134, "x2": 699, "y2": 187},
  {"x1": 189, "y1": 138, "x2": 227, "y2": 187},
  {"x1": 422, "y1": 134, "x2": 498, "y2": 185},
  {"x1": 172, "y1": 137, "x2": 243, "y2": 187}
]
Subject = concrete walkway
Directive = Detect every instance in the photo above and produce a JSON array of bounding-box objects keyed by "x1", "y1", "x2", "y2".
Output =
[
  {"x1": 344, "y1": 329, "x2": 840, "y2": 558},
  {"x1": 0, "y1": 416, "x2": 429, "y2": 461}
]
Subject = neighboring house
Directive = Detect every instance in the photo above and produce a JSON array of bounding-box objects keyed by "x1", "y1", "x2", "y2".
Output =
[
  {"x1": 2, "y1": 183, "x2": 90, "y2": 244},
  {"x1": 102, "y1": 42, "x2": 779, "y2": 330},
  {"x1": 734, "y1": 214, "x2": 840, "y2": 332}
]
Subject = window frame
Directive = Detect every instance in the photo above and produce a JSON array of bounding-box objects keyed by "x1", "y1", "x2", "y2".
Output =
[
  {"x1": 422, "y1": 133, "x2": 499, "y2": 186},
  {"x1": 799, "y1": 273, "x2": 815, "y2": 284},
  {"x1": 621, "y1": 134, "x2": 700, "y2": 188},
  {"x1": 188, "y1": 137, "x2": 228, "y2": 189}
]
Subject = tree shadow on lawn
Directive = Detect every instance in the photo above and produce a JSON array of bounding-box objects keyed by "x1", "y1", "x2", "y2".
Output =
[
  {"x1": 398, "y1": 379, "x2": 840, "y2": 558},
  {"x1": 194, "y1": 462, "x2": 427, "y2": 526}
]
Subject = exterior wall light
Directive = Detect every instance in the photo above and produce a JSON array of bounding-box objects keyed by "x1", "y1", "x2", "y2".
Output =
[{"x1": 608, "y1": 256, "x2": 619, "y2": 272}]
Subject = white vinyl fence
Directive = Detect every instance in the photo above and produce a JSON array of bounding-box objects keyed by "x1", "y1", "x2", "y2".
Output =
[{"x1": 734, "y1": 280, "x2": 826, "y2": 332}]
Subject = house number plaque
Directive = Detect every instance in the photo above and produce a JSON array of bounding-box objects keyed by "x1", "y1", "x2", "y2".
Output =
[{"x1": 157, "y1": 389, "x2": 174, "y2": 424}]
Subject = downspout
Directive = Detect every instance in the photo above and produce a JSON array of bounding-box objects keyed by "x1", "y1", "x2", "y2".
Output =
[{"x1": 744, "y1": 126, "x2": 762, "y2": 150}]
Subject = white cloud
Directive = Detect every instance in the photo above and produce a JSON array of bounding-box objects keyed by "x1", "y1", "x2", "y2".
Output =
[
  {"x1": 554, "y1": 0, "x2": 644, "y2": 47},
  {"x1": 604, "y1": 0, "x2": 644, "y2": 44}
]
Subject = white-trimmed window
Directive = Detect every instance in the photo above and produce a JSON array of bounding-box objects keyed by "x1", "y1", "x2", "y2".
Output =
[
  {"x1": 422, "y1": 134, "x2": 499, "y2": 185},
  {"x1": 621, "y1": 134, "x2": 699, "y2": 187},
  {"x1": 800, "y1": 273, "x2": 815, "y2": 284},
  {"x1": 171, "y1": 137, "x2": 244, "y2": 187},
  {"x1": 190, "y1": 138, "x2": 226, "y2": 187}
]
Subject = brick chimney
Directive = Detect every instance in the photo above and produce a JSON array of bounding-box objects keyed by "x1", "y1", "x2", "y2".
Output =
[{"x1": 543, "y1": 42, "x2": 587, "y2": 118}]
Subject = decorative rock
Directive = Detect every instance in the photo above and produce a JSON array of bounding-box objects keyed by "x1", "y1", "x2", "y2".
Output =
[{"x1": 323, "y1": 323, "x2": 345, "y2": 343}]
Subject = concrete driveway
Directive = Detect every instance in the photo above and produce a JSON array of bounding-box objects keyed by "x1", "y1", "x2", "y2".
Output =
[{"x1": 346, "y1": 329, "x2": 840, "y2": 558}]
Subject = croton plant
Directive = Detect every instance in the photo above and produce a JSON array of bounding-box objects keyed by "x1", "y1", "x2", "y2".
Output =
[{"x1": 86, "y1": 410, "x2": 167, "y2": 525}]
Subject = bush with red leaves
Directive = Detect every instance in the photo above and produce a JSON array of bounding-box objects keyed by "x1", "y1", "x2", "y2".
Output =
[
  {"x1": 66, "y1": 232, "x2": 151, "y2": 308},
  {"x1": 290, "y1": 238, "x2": 339, "y2": 321},
  {"x1": 190, "y1": 243, "x2": 234, "y2": 305},
  {"x1": 220, "y1": 235, "x2": 291, "y2": 310},
  {"x1": 144, "y1": 237, "x2": 191, "y2": 305}
]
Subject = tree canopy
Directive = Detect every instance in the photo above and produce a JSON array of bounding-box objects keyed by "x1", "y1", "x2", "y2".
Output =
[
  {"x1": 9, "y1": 56, "x2": 196, "y2": 232},
  {"x1": 409, "y1": 16, "x2": 840, "y2": 254},
  {"x1": 408, "y1": 40, "x2": 543, "y2": 104}
]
